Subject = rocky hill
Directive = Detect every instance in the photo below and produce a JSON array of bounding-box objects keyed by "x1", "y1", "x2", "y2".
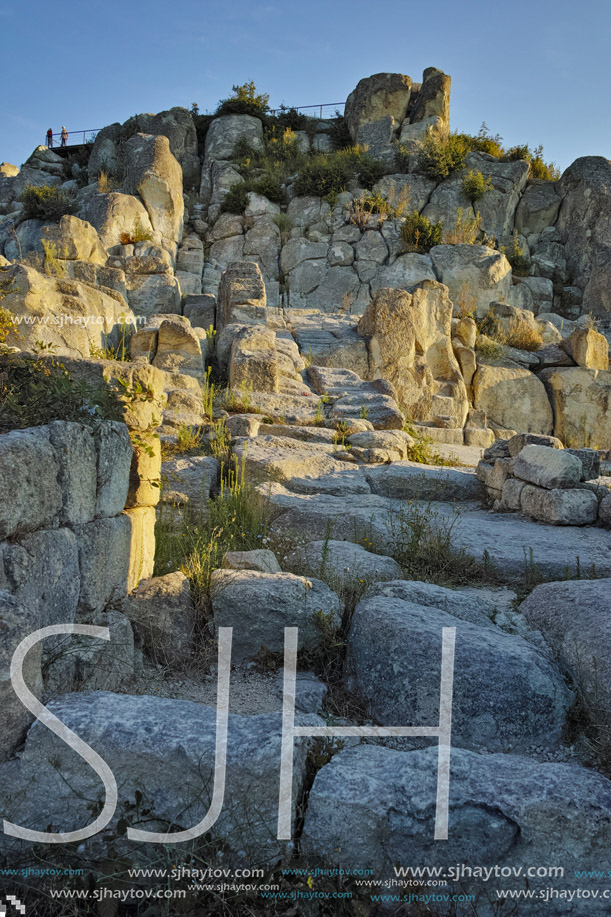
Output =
[{"x1": 1, "y1": 69, "x2": 611, "y2": 914}]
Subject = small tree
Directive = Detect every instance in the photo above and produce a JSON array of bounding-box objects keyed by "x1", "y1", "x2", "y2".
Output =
[
  {"x1": 462, "y1": 169, "x2": 493, "y2": 203},
  {"x1": 216, "y1": 81, "x2": 270, "y2": 118}
]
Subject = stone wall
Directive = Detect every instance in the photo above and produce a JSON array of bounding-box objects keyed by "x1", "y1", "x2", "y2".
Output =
[
  {"x1": 0, "y1": 418, "x2": 160, "y2": 761},
  {"x1": 476, "y1": 433, "x2": 610, "y2": 525}
]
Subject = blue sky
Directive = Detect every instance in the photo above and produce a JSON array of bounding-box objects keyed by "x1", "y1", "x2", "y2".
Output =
[{"x1": 1, "y1": 0, "x2": 609, "y2": 172}]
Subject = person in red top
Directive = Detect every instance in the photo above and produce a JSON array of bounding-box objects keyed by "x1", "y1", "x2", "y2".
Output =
[
  {"x1": 60, "y1": 126, "x2": 68, "y2": 147},
  {"x1": 46, "y1": 128, "x2": 53, "y2": 148}
]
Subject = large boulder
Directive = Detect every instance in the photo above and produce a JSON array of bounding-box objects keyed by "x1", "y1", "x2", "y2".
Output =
[
  {"x1": 124, "y1": 133, "x2": 184, "y2": 255},
  {"x1": 429, "y1": 244, "x2": 512, "y2": 318},
  {"x1": 347, "y1": 581, "x2": 571, "y2": 754},
  {"x1": 217, "y1": 260, "x2": 266, "y2": 330},
  {"x1": 520, "y1": 484, "x2": 599, "y2": 526},
  {"x1": 284, "y1": 540, "x2": 403, "y2": 586},
  {"x1": 0, "y1": 693, "x2": 312, "y2": 864},
  {"x1": 472, "y1": 363, "x2": 553, "y2": 434},
  {"x1": 556, "y1": 156, "x2": 611, "y2": 316},
  {"x1": 409, "y1": 66, "x2": 451, "y2": 133},
  {"x1": 211, "y1": 569, "x2": 342, "y2": 662},
  {"x1": 0, "y1": 426, "x2": 62, "y2": 540},
  {"x1": 302, "y1": 744, "x2": 611, "y2": 914},
  {"x1": 41, "y1": 214, "x2": 107, "y2": 265},
  {"x1": 229, "y1": 324, "x2": 278, "y2": 393},
  {"x1": 78, "y1": 191, "x2": 156, "y2": 251},
  {"x1": 121, "y1": 571, "x2": 195, "y2": 665},
  {"x1": 1, "y1": 263, "x2": 133, "y2": 357},
  {"x1": 520, "y1": 579, "x2": 611, "y2": 732},
  {"x1": 204, "y1": 114, "x2": 264, "y2": 163},
  {"x1": 513, "y1": 444, "x2": 583, "y2": 489},
  {"x1": 357, "y1": 282, "x2": 468, "y2": 427},
  {"x1": 344, "y1": 72, "x2": 413, "y2": 141},
  {"x1": 560, "y1": 326, "x2": 609, "y2": 370},
  {"x1": 88, "y1": 107, "x2": 200, "y2": 189},
  {"x1": 540, "y1": 367, "x2": 611, "y2": 448}
]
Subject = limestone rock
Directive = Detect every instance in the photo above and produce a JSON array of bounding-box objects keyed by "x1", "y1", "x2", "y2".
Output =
[
  {"x1": 556, "y1": 157, "x2": 611, "y2": 316},
  {"x1": 357, "y1": 283, "x2": 468, "y2": 427},
  {"x1": 284, "y1": 540, "x2": 403, "y2": 584},
  {"x1": 121, "y1": 571, "x2": 195, "y2": 665},
  {"x1": 520, "y1": 484, "x2": 599, "y2": 525},
  {"x1": 152, "y1": 318, "x2": 204, "y2": 377},
  {"x1": 161, "y1": 454, "x2": 218, "y2": 513},
  {"x1": 344, "y1": 72, "x2": 413, "y2": 141},
  {"x1": 561, "y1": 326, "x2": 609, "y2": 370},
  {"x1": 0, "y1": 693, "x2": 311, "y2": 864},
  {"x1": 42, "y1": 215, "x2": 107, "y2": 265},
  {"x1": 472, "y1": 364, "x2": 553, "y2": 434},
  {"x1": 124, "y1": 133, "x2": 184, "y2": 253},
  {"x1": 78, "y1": 191, "x2": 155, "y2": 251},
  {"x1": 513, "y1": 444, "x2": 583, "y2": 489},
  {"x1": 0, "y1": 426, "x2": 62, "y2": 539},
  {"x1": 218, "y1": 260, "x2": 266, "y2": 330},
  {"x1": 409, "y1": 67, "x2": 451, "y2": 132},
  {"x1": 302, "y1": 744, "x2": 611, "y2": 913},
  {"x1": 521, "y1": 579, "x2": 611, "y2": 731},
  {"x1": 429, "y1": 244, "x2": 512, "y2": 319},
  {"x1": 347, "y1": 581, "x2": 571, "y2": 753},
  {"x1": 204, "y1": 114, "x2": 264, "y2": 164},
  {"x1": 211, "y1": 569, "x2": 341, "y2": 661},
  {"x1": 540, "y1": 367, "x2": 611, "y2": 448},
  {"x1": 222, "y1": 549, "x2": 281, "y2": 574},
  {"x1": 229, "y1": 325, "x2": 278, "y2": 393}
]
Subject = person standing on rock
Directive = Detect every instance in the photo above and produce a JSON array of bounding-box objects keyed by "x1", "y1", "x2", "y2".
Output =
[
  {"x1": 46, "y1": 128, "x2": 53, "y2": 148},
  {"x1": 60, "y1": 126, "x2": 68, "y2": 147}
]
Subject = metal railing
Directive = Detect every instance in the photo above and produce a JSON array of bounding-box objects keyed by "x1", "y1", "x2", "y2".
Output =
[
  {"x1": 268, "y1": 102, "x2": 344, "y2": 119},
  {"x1": 45, "y1": 129, "x2": 100, "y2": 148},
  {"x1": 42, "y1": 101, "x2": 345, "y2": 150}
]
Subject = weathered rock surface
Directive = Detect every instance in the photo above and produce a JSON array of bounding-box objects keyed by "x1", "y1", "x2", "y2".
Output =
[
  {"x1": 520, "y1": 579, "x2": 611, "y2": 731},
  {"x1": 211, "y1": 569, "x2": 341, "y2": 661},
  {"x1": 347, "y1": 581, "x2": 571, "y2": 753},
  {"x1": 357, "y1": 283, "x2": 468, "y2": 427},
  {"x1": 473, "y1": 363, "x2": 553, "y2": 435},
  {"x1": 121, "y1": 572, "x2": 195, "y2": 665},
  {"x1": 302, "y1": 745, "x2": 611, "y2": 914},
  {"x1": 0, "y1": 693, "x2": 311, "y2": 864}
]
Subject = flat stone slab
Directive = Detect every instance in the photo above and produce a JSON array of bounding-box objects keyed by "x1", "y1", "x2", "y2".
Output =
[
  {"x1": 262, "y1": 486, "x2": 611, "y2": 582},
  {"x1": 0, "y1": 692, "x2": 312, "y2": 864},
  {"x1": 233, "y1": 436, "x2": 371, "y2": 495},
  {"x1": 366, "y1": 461, "x2": 483, "y2": 501},
  {"x1": 302, "y1": 745, "x2": 611, "y2": 915}
]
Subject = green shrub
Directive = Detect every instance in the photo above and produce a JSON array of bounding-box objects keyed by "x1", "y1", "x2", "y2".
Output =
[
  {"x1": 273, "y1": 106, "x2": 310, "y2": 132},
  {"x1": 455, "y1": 123, "x2": 504, "y2": 158},
  {"x1": 504, "y1": 143, "x2": 531, "y2": 162},
  {"x1": 443, "y1": 208, "x2": 483, "y2": 245},
  {"x1": 417, "y1": 131, "x2": 470, "y2": 181},
  {"x1": 215, "y1": 81, "x2": 269, "y2": 119},
  {"x1": 503, "y1": 230, "x2": 531, "y2": 276},
  {"x1": 530, "y1": 149, "x2": 561, "y2": 181},
  {"x1": 293, "y1": 146, "x2": 385, "y2": 197},
  {"x1": 461, "y1": 169, "x2": 493, "y2": 203},
  {"x1": 400, "y1": 210, "x2": 443, "y2": 253},
  {"x1": 253, "y1": 170, "x2": 285, "y2": 203},
  {"x1": 0, "y1": 354, "x2": 124, "y2": 432},
  {"x1": 220, "y1": 182, "x2": 250, "y2": 214},
  {"x1": 502, "y1": 143, "x2": 560, "y2": 180},
  {"x1": 21, "y1": 184, "x2": 75, "y2": 221},
  {"x1": 328, "y1": 114, "x2": 352, "y2": 151}
]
